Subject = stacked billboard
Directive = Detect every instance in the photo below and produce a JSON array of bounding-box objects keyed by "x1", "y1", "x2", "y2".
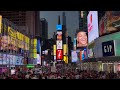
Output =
[{"x1": 56, "y1": 25, "x2": 63, "y2": 61}]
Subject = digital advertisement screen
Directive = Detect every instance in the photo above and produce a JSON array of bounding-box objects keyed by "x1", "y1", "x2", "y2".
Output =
[
  {"x1": 0, "y1": 15, "x2": 2, "y2": 34},
  {"x1": 73, "y1": 38, "x2": 76, "y2": 50},
  {"x1": 57, "y1": 31, "x2": 62, "y2": 40},
  {"x1": 71, "y1": 50, "x2": 79, "y2": 62},
  {"x1": 88, "y1": 48, "x2": 94, "y2": 58},
  {"x1": 99, "y1": 11, "x2": 120, "y2": 36},
  {"x1": 63, "y1": 44, "x2": 67, "y2": 55},
  {"x1": 87, "y1": 11, "x2": 99, "y2": 44},
  {"x1": 56, "y1": 40, "x2": 62, "y2": 49},
  {"x1": 56, "y1": 49, "x2": 63, "y2": 60},
  {"x1": 80, "y1": 48, "x2": 87, "y2": 60},
  {"x1": 53, "y1": 45, "x2": 56, "y2": 55},
  {"x1": 1, "y1": 36, "x2": 10, "y2": 50},
  {"x1": 56, "y1": 25, "x2": 62, "y2": 30},
  {"x1": 76, "y1": 31, "x2": 88, "y2": 48},
  {"x1": 37, "y1": 54, "x2": 41, "y2": 65}
]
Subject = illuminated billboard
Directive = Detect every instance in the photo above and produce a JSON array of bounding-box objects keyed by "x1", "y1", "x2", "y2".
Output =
[
  {"x1": 53, "y1": 45, "x2": 56, "y2": 55},
  {"x1": 99, "y1": 11, "x2": 120, "y2": 36},
  {"x1": 87, "y1": 11, "x2": 99, "y2": 44},
  {"x1": 76, "y1": 31, "x2": 88, "y2": 48},
  {"x1": 63, "y1": 44, "x2": 68, "y2": 55},
  {"x1": 57, "y1": 31, "x2": 62, "y2": 40},
  {"x1": 56, "y1": 25, "x2": 62, "y2": 30},
  {"x1": 56, "y1": 40, "x2": 62, "y2": 49},
  {"x1": 0, "y1": 15, "x2": 2, "y2": 34},
  {"x1": 37, "y1": 54, "x2": 41, "y2": 65},
  {"x1": 71, "y1": 50, "x2": 79, "y2": 62},
  {"x1": 63, "y1": 56, "x2": 68, "y2": 64},
  {"x1": 56, "y1": 49, "x2": 63, "y2": 60}
]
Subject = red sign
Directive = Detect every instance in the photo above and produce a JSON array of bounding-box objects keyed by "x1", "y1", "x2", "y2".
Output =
[{"x1": 56, "y1": 50, "x2": 63, "y2": 60}]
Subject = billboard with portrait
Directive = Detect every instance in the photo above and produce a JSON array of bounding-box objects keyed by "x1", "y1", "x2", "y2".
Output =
[
  {"x1": 87, "y1": 11, "x2": 99, "y2": 44},
  {"x1": 76, "y1": 31, "x2": 88, "y2": 48},
  {"x1": 1, "y1": 36, "x2": 10, "y2": 51}
]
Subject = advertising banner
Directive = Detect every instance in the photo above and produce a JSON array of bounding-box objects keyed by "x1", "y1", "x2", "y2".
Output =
[
  {"x1": 53, "y1": 45, "x2": 56, "y2": 55},
  {"x1": 57, "y1": 31, "x2": 62, "y2": 40},
  {"x1": 87, "y1": 11, "x2": 99, "y2": 44},
  {"x1": 76, "y1": 31, "x2": 88, "y2": 48},
  {"x1": 99, "y1": 11, "x2": 120, "y2": 36},
  {"x1": 56, "y1": 49, "x2": 63, "y2": 60},
  {"x1": 71, "y1": 50, "x2": 79, "y2": 62},
  {"x1": 56, "y1": 40, "x2": 62, "y2": 49},
  {"x1": 102, "y1": 40, "x2": 115, "y2": 57},
  {"x1": 0, "y1": 15, "x2": 2, "y2": 34},
  {"x1": 1, "y1": 36, "x2": 10, "y2": 50},
  {"x1": 63, "y1": 44, "x2": 68, "y2": 55},
  {"x1": 63, "y1": 56, "x2": 68, "y2": 64}
]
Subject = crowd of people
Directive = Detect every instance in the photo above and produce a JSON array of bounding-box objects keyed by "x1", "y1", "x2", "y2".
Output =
[{"x1": 0, "y1": 68, "x2": 120, "y2": 79}]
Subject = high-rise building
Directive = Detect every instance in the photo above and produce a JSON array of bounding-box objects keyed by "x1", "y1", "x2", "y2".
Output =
[
  {"x1": 40, "y1": 18, "x2": 48, "y2": 42},
  {"x1": 78, "y1": 11, "x2": 88, "y2": 32},
  {"x1": 0, "y1": 11, "x2": 41, "y2": 37}
]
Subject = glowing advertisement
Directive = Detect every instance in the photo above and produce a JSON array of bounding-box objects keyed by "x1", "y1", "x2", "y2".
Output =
[
  {"x1": 87, "y1": 11, "x2": 99, "y2": 44},
  {"x1": 73, "y1": 38, "x2": 77, "y2": 50},
  {"x1": 80, "y1": 49, "x2": 87, "y2": 60},
  {"x1": 57, "y1": 31, "x2": 62, "y2": 40},
  {"x1": 63, "y1": 44, "x2": 68, "y2": 55},
  {"x1": 56, "y1": 25, "x2": 62, "y2": 30},
  {"x1": 63, "y1": 56, "x2": 68, "y2": 64},
  {"x1": 99, "y1": 11, "x2": 120, "y2": 36},
  {"x1": 53, "y1": 45, "x2": 56, "y2": 55},
  {"x1": 57, "y1": 40, "x2": 62, "y2": 49},
  {"x1": 71, "y1": 50, "x2": 79, "y2": 62},
  {"x1": 0, "y1": 15, "x2": 2, "y2": 34},
  {"x1": 76, "y1": 31, "x2": 88, "y2": 48},
  {"x1": 56, "y1": 49, "x2": 63, "y2": 60},
  {"x1": 37, "y1": 54, "x2": 41, "y2": 65}
]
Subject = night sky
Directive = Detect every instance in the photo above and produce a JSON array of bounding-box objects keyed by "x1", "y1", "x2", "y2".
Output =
[{"x1": 40, "y1": 11, "x2": 79, "y2": 41}]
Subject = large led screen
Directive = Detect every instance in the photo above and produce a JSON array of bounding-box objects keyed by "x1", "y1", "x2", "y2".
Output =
[
  {"x1": 87, "y1": 11, "x2": 99, "y2": 43},
  {"x1": 76, "y1": 31, "x2": 88, "y2": 48},
  {"x1": 99, "y1": 11, "x2": 120, "y2": 36}
]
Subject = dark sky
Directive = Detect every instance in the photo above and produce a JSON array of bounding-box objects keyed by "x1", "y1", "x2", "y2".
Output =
[{"x1": 40, "y1": 11, "x2": 79, "y2": 41}]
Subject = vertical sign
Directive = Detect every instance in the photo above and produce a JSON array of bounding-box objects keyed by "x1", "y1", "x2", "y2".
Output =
[
  {"x1": 56, "y1": 25, "x2": 63, "y2": 61},
  {"x1": 0, "y1": 15, "x2": 2, "y2": 34}
]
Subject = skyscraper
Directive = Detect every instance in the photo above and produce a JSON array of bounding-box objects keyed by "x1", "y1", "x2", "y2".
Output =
[
  {"x1": 40, "y1": 18, "x2": 48, "y2": 42},
  {"x1": 0, "y1": 11, "x2": 41, "y2": 38},
  {"x1": 78, "y1": 11, "x2": 88, "y2": 32}
]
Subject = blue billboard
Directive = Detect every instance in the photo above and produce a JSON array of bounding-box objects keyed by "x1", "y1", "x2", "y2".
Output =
[{"x1": 56, "y1": 25, "x2": 62, "y2": 30}]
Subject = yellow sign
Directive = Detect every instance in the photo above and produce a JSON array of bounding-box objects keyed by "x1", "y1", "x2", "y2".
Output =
[
  {"x1": 8, "y1": 26, "x2": 16, "y2": 38},
  {"x1": 63, "y1": 44, "x2": 68, "y2": 55},
  {"x1": 63, "y1": 56, "x2": 68, "y2": 64},
  {"x1": 0, "y1": 15, "x2": 2, "y2": 34},
  {"x1": 53, "y1": 45, "x2": 56, "y2": 55}
]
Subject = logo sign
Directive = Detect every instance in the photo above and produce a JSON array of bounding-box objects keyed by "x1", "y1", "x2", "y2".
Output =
[
  {"x1": 56, "y1": 25, "x2": 62, "y2": 30},
  {"x1": 102, "y1": 40, "x2": 115, "y2": 56},
  {"x1": 56, "y1": 49, "x2": 63, "y2": 60},
  {"x1": 57, "y1": 40, "x2": 62, "y2": 49}
]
